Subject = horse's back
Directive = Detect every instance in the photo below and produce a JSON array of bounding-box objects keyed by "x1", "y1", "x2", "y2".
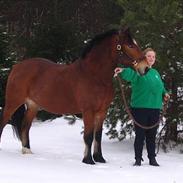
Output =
[
  {"x1": 7, "y1": 58, "x2": 55, "y2": 88},
  {"x1": 6, "y1": 58, "x2": 60, "y2": 100},
  {"x1": 12, "y1": 58, "x2": 59, "y2": 73},
  {"x1": 6, "y1": 58, "x2": 80, "y2": 114}
]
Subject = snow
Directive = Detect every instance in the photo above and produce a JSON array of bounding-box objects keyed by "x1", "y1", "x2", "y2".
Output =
[{"x1": 0, "y1": 117, "x2": 182, "y2": 183}]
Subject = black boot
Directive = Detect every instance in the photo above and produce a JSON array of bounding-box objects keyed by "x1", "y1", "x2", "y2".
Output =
[
  {"x1": 133, "y1": 158, "x2": 142, "y2": 166},
  {"x1": 149, "y1": 158, "x2": 159, "y2": 166}
]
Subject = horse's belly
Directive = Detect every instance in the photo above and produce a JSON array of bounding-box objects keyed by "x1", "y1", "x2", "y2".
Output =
[
  {"x1": 33, "y1": 97, "x2": 81, "y2": 115},
  {"x1": 44, "y1": 104, "x2": 81, "y2": 115}
]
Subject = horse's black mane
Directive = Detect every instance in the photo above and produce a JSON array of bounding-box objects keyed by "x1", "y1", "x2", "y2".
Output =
[{"x1": 81, "y1": 29, "x2": 118, "y2": 59}]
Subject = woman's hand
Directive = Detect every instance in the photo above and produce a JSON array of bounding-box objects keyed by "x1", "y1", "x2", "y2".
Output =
[
  {"x1": 114, "y1": 67, "x2": 123, "y2": 77},
  {"x1": 164, "y1": 93, "x2": 170, "y2": 102}
]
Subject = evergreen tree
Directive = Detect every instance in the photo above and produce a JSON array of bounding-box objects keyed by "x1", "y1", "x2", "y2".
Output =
[
  {"x1": 105, "y1": 0, "x2": 183, "y2": 145},
  {"x1": 0, "y1": 25, "x2": 16, "y2": 108}
]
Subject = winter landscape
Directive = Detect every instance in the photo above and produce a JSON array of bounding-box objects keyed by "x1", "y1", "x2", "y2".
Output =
[{"x1": 0, "y1": 117, "x2": 182, "y2": 183}]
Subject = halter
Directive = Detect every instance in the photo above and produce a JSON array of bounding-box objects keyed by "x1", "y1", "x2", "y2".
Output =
[{"x1": 116, "y1": 43, "x2": 146, "y2": 67}]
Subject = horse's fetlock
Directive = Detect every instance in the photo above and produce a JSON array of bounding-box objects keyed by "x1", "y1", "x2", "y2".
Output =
[
  {"x1": 93, "y1": 153, "x2": 106, "y2": 163},
  {"x1": 82, "y1": 156, "x2": 95, "y2": 165},
  {"x1": 22, "y1": 147, "x2": 33, "y2": 154}
]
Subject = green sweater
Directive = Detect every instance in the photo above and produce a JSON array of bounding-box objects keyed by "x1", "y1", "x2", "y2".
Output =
[{"x1": 119, "y1": 68, "x2": 167, "y2": 109}]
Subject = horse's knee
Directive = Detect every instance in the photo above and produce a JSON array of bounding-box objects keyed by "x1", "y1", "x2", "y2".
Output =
[
  {"x1": 95, "y1": 128, "x2": 103, "y2": 142},
  {"x1": 84, "y1": 131, "x2": 94, "y2": 145}
]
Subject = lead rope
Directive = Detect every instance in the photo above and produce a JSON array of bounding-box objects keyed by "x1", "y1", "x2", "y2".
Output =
[{"x1": 116, "y1": 75, "x2": 168, "y2": 130}]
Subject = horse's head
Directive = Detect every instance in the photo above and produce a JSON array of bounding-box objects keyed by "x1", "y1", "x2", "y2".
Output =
[{"x1": 115, "y1": 27, "x2": 148, "y2": 75}]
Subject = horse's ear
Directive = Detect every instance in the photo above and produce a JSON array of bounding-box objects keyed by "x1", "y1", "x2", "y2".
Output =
[
  {"x1": 119, "y1": 26, "x2": 130, "y2": 41},
  {"x1": 121, "y1": 26, "x2": 130, "y2": 35}
]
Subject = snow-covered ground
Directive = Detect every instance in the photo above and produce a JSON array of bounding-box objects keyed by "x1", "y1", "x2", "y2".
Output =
[{"x1": 0, "y1": 117, "x2": 182, "y2": 183}]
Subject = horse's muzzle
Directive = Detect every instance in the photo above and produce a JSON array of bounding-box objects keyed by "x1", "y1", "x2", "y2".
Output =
[{"x1": 134, "y1": 60, "x2": 149, "y2": 75}]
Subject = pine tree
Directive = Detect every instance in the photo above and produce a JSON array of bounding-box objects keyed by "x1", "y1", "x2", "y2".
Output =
[
  {"x1": 0, "y1": 25, "x2": 16, "y2": 108},
  {"x1": 105, "y1": 0, "x2": 183, "y2": 145}
]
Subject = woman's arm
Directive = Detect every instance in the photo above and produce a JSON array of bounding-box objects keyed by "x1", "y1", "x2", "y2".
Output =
[{"x1": 114, "y1": 67, "x2": 139, "y2": 82}]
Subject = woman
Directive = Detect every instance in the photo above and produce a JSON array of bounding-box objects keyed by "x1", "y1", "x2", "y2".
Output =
[{"x1": 114, "y1": 48, "x2": 170, "y2": 166}]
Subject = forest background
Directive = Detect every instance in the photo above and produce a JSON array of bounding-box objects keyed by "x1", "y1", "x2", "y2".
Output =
[{"x1": 0, "y1": 0, "x2": 183, "y2": 149}]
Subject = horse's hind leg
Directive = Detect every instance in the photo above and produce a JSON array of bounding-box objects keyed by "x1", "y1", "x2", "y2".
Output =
[
  {"x1": 0, "y1": 104, "x2": 20, "y2": 141},
  {"x1": 93, "y1": 111, "x2": 106, "y2": 163},
  {"x1": 82, "y1": 111, "x2": 95, "y2": 164},
  {"x1": 21, "y1": 104, "x2": 38, "y2": 154}
]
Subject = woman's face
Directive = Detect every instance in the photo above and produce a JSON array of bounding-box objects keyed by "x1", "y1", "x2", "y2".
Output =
[{"x1": 145, "y1": 51, "x2": 156, "y2": 67}]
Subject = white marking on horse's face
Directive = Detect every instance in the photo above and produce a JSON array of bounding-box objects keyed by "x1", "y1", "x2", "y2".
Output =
[{"x1": 133, "y1": 39, "x2": 138, "y2": 46}]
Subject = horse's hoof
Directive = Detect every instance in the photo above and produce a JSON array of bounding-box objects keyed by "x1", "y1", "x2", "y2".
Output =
[
  {"x1": 93, "y1": 154, "x2": 106, "y2": 163},
  {"x1": 82, "y1": 157, "x2": 95, "y2": 165},
  {"x1": 22, "y1": 147, "x2": 33, "y2": 154}
]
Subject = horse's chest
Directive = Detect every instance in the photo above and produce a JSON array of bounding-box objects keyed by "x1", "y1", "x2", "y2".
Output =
[
  {"x1": 91, "y1": 86, "x2": 114, "y2": 106},
  {"x1": 76, "y1": 80, "x2": 114, "y2": 110}
]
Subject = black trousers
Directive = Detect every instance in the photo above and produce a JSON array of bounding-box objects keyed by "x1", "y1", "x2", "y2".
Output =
[{"x1": 131, "y1": 108, "x2": 160, "y2": 160}]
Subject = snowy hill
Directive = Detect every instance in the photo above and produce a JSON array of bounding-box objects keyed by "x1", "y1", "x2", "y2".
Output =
[{"x1": 0, "y1": 117, "x2": 182, "y2": 183}]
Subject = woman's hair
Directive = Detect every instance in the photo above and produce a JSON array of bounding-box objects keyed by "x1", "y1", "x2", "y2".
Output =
[{"x1": 143, "y1": 48, "x2": 156, "y2": 55}]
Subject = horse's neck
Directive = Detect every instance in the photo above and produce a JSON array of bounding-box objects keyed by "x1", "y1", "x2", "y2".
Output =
[{"x1": 80, "y1": 44, "x2": 115, "y2": 84}]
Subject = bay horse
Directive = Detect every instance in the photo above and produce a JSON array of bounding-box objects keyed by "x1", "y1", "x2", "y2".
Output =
[{"x1": 0, "y1": 28, "x2": 147, "y2": 164}]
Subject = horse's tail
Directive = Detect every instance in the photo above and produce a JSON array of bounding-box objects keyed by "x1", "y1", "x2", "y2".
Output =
[{"x1": 10, "y1": 105, "x2": 26, "y2": 140}]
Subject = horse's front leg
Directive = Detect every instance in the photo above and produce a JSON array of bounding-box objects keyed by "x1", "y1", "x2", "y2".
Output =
[
  {"x1": 93, "y1": 111, "x2": 107, "y2": 163},
  {"x1": 82, "y1": 111, "x2": 95, "y2": 164}
]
